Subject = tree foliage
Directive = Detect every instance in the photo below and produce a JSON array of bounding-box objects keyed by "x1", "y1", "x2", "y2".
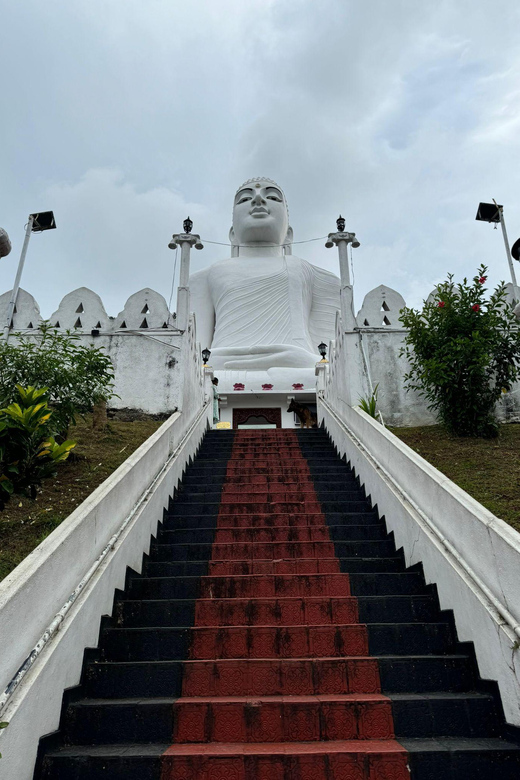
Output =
[
  {"x1": 399, "y1": 265, "x2": 520, "y2": 438},
  {"x1": 0, "y1": 326, "x2": 115, "y2": 434}
]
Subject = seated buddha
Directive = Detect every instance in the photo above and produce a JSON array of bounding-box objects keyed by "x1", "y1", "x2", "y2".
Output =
[{"x1": 189, "y1": 177, "x2": 340, "y2": 372}]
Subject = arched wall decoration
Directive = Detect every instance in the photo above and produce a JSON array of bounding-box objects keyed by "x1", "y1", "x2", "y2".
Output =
[{"x1": 233, "y1": 407, "x2": 282, "y2": 429}]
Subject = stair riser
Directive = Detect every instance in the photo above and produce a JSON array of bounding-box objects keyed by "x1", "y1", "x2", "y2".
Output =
[
  {"x1": 164, "y1": 513, "x2": 379, "y2": 528},
  {"x1": 40, "y1": 755, "x2": 162, "y2": 780},
  {"x1": 206, "y1": 559, "x2": 341, "y2": 575},
  {"x1": 161, "y1": 750, "x2": 410, "y2": 780},
  {"x1": 194, "y1": 597, "x2": 359, "y2": 627},
  {"x1": 62, "y1": 701, "x2": 174, "y2": 745},
  {"x1": 170, "y1": 500, "x2": 372, "y2": 514},
  {"x1": 391, "y1": 696, "x2": 499, "y2": 738},
  {"x1": 116, "y1": 596, "x2": 439, "y2": 628},
  {"x1": 100, "y1": 624, "x2": 452, "y2": 662},
  {"x1": 182, "y1": 658, "x2": 381, "y2": 696},
  {"x1": 158, "y1": 526, "x2": 387, "y2": 542},
  {"x1": 84, "y1": 663, "x2": 184, "y2": 698},
  {"x1": 173, "y1": 698, "x2": 395, "y2": 743}
]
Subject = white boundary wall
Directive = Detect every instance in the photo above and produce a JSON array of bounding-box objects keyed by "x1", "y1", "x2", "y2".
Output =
[
  {"x1": 0, "y1": 377, "x2": 212, "y2": 779},
  {"x1": 317, "y1": 387, "x2": 520, "y2": 727}
]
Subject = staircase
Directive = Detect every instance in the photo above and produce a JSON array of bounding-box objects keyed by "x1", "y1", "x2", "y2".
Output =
[{"x1": 36, "y1": 429, "x2": 520, "y2": 779}]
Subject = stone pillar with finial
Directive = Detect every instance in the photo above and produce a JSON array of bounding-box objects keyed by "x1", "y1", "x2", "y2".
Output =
[
  {"x1": 168, "y1": 217, "x2": 203, "y2": 331},
  {"x1": 325, "y1": 215, "x2": 360, "y2": 330},
  {"x1": 324, "y1": 216, "x2": 368, "y2": 406}
]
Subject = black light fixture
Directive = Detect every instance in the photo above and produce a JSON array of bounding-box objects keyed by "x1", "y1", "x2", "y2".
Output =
[
  {"x1": 318, "y1": 341, "x2": 327, "y2": 360},
  {"x1": 3, "y1": 210, "x2": 57, "y2": 342},
  {"x1": 183, "y1": 216, "x2": 193, "y2": 234},
  {"x1": 336, "y1": 215, "x2": 346, "y2": 232},
  {"x1": 202, "y1": 347, "x2": 211, "y2": 365},
  {"x1": 30, "y1": 211, "x2": 57, "y2": 232},
  {"x1": 475, "y1": 202, "x2": 502, "y2": 224},
  {"x1": 476, "y1": 201, "x2": 520, "y2": 299}
]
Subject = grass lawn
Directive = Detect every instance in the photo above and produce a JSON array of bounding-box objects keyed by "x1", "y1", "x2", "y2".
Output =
[
  {"x1": 0, "y1": 416, "x2": 163, "y2": 582},
  {"x1": 390, "y1": 423, "x2": 520, "y2": 535}
]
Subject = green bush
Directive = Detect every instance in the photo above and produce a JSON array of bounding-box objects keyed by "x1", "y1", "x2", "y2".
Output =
[
  {"x1": 0, "y1": 325, "x2": 115, "y2": 435},
  {"x1": 399, "y1": 265, "x2": 520, "y2": 437},
  {"x1": 358, "y1": 383, "x2": 380, "y2": 420},
  {"x1": 0, "y1": 385, "x2": 76, "y2": 505}
]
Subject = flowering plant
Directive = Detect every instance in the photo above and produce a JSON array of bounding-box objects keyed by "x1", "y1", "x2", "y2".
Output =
[{"x1": 399, "y1": 265, "x2": 520, "y2": 437}]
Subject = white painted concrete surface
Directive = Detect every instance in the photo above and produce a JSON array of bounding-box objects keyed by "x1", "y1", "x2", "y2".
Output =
[
  {"x1": 317, "y1": 393, "x2": 520, "y2": 728},
  {"x1": 0, "y1": 370, "x2": 212, "y2": 780}
]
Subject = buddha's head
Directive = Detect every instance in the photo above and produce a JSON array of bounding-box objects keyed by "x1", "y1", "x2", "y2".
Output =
[{"x1": 230, "y1": 177, "x2": 293, "y2": 256}]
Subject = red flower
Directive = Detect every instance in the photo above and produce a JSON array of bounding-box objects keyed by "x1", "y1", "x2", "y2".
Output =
[
  {"x1": 472, "y1": 304, "x2": 480, "y2": 312},
  {"x1": 438, "y1": 301, "x2": 445, "y2": 308},
  {"x1": 479, "y1": 276, "x2": 487, "y2": 284}
]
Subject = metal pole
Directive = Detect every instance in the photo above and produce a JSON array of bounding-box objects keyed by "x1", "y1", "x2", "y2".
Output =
[
  {"x1": 498, "y1": 206, "x2": 520, "y2": 303},
  {"x1": 3, "y1": 216, "x2": 34, "y2": 342}
]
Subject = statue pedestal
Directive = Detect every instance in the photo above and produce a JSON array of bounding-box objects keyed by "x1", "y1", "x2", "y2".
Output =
[{"x1": 215, "y1": 367, "x2": 317, "y2": 429}]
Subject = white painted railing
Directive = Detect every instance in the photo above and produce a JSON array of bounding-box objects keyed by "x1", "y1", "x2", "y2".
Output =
[
  {"x1": 317, "y1": 390, "x2": 520, "y2": 728},
  {"x1": 0, "y1": 395, "x2": 212, "y2": 780}
]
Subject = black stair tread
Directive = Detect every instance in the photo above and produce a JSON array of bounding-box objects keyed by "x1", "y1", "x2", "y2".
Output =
[
  {"x1": 70, "y1": 697, "x2": 176, "y2": 706},
  {"x1": 390, "y1": 692, "x2": 494, "y2": 701},
  {"x1": 89, "y1": 653, "x2": 473, "y2": 667},
  {"x1": 70, "y1": 693, "x2": 494, "y2": 706},
  {"x1": 159, "y1": 524, "x2": 384, "y2": 533},
  {"x1": 42, "y1": 743, "x2": 168, "y2": 757},
  {"x1": 401, "y1": 737, "x2": 520, "y2": 751}
]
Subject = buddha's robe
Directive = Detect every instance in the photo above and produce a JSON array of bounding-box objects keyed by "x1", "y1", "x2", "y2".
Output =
[{"x1": 190, "y1": 256, "x2": 340, "y2": 370}]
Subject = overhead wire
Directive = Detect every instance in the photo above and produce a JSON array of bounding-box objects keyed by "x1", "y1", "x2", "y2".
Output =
[{"x1": 201, "y1": 235, "x2": 329, "y2": 248}]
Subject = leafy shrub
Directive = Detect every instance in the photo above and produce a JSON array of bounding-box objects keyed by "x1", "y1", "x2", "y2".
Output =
[
  {"x1": 0, "y1": 385, "x2": 76, "y2": 505},
  {"x1": 399, "y1": 265, "x2": 520, "y2": 437},
  {"x1": 358, "y1": 383, "x2": 380, "y2": 420},
  {"x1": 0, "y1": 325, "x2": 115, "y2": 435}
]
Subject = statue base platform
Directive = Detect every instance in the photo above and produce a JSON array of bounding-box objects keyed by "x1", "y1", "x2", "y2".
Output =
[{"x1": 213, "y1": 367, "x2": 318, "y2": 429}]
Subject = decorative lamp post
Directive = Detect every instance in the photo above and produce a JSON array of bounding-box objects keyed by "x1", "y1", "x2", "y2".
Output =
[
  {"x1": 318, "y1": 341, "x2": 328, "y2": 362},
  {"x1": 3, "y1": 211, "x2": 56, "y2": 342},
  {"x1": 476, "y1": 202, "x2": 520, "y2": 302},
  {"x1": 168, "y1": 217, "x2": 203, "y2": 331},
  {"x1": 202, "y1": 347, "x2": 211, "y2": 366},
  {"x1": 325, "y1": 214, "x2": 360, "y2": 329}
]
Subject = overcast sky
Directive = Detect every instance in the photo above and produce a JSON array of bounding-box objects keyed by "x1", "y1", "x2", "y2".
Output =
[{"x1": 1, "y1": 0, "x2": 519, "y2": 319}]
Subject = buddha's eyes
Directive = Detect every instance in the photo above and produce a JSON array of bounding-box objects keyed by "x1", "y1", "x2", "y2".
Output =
[
  {"x1": 237, "y1": 195, "x2": 252, "y2": 204},
  {"x1": 267, "y1": 195, "x2": 282, "y2": 201}
]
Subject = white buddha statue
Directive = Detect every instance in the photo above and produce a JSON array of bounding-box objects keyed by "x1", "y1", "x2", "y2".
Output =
[{"x1": 190, "y1": 177, "x2": 340, "y2": 377}]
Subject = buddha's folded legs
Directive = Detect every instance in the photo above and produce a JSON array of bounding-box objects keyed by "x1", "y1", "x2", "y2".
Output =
[{"x1": 211, "y1": 345, "x2": 318, "y2": 370}]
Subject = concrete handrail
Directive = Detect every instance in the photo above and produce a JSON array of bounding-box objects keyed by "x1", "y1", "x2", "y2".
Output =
[
  {"x1": 0, "y1": 399, "x2": 210, "y2": 714},
  {"x1": 318, "y1": 392, "x2": 520, "y2": 726},
  {"x1": 0, "y1": 399, "x2": 211, "y2": 778}
]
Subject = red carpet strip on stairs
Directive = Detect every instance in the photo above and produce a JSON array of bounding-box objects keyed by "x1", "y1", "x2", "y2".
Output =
[{"x1": 160, "y1": 430, "x2": 410, "y2": 780}]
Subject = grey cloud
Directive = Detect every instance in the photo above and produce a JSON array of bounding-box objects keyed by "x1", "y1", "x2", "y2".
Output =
[{"x1": 1, "y1": 0, "x2": 519, "y2": 319}]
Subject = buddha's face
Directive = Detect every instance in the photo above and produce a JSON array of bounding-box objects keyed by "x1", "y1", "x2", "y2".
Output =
[{"x1": 232, "y1": 180, "x2": 289, "y2": 247}]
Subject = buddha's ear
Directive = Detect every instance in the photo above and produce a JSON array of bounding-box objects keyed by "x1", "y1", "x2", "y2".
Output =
[
  {"x1": 283, "y1": 226, "x2": 294, "y2": 256},
  {"x1": 229, "y1": 227, "x2": 239, "y2": 257}
]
